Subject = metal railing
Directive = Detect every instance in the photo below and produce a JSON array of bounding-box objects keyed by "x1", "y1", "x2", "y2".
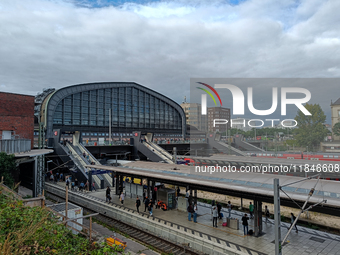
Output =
[{"x1": 0, "y1": 139, "x2": 31, "y2": 154}]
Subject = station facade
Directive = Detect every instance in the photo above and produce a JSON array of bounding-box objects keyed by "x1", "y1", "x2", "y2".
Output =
[{"x1": 38, "y1": 82, "x2": 186, "y2": 145}]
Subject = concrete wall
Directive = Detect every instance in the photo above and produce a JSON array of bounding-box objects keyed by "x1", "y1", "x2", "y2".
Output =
[{"x1": 45, "y1": 184, "x2": 246, "y2": 255}]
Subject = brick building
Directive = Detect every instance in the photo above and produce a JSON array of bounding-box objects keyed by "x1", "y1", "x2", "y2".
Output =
[
  {"x1": 0, "y1": 92, "x2": 35, "y2": 148},
  {"x1": 208, "y1": 107, "x2": 230, "y2": 132}
]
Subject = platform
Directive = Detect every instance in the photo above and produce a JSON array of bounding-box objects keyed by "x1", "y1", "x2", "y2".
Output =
[{"x1": 60, "y1": 182, "x2": 340, "y2": 255}]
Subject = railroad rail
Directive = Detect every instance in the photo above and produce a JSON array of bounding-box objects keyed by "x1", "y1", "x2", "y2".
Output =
[{"x1": 46, "y1": 191, "x2": 202, "y2": 255}]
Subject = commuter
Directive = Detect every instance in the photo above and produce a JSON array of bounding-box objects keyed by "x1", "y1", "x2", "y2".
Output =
[
  {"x1": 176, "y1": 187, "x2": 180, "y2": 197},
  {"x1": 227, "y1": 201, "x2": 232, "y2": 218},
  {"x1": 265, "y1": 206, "x2": 270, "y2": 223},
  {"x1": 193, "y1": 203, "x2": 198, "y2": 223},
  {"x1": 120, "y1": 192, "x2": 125, "y2": 205},
  {"x1": 79, "y1": 181, "x2": 85, "y2": 192},
  {"x1": 242, "y1": 214, "x2": 249, "y2": 235},
  {"x1": 92, "y1": 182, "x2": 96, "y2": 192},
  {"x1": 65, "y1": 178, "x2": 70, "y2": 189},
  {"x1": 290, "y1": 213, "x2": 298, "y2": 233},
  {"x1": 249, "y1": 202, "x2": 254, "y2": 219},
  {"x1": 185, "y1": 190, "x2": 190, "y2": 198},
  {"x1": 217, "y1": 202, "x2": 222, "y2": 219},
  {"x1": 187, "y1": 203, "x2": 194, "y2": 221},
  {"x1": 83, "y1": 152, "x2": 86, "y2": 158},
  {"x1": 144, "y1": 197, "x2": 150, "y2": 212},
  {"x1": 71, "y1": 181, "x2": 75, "y2": 191},
  {"x1": 136, "y1": 196, "x2": 141, "y2": 213},
  {"x1": 56, "y1": 172, "x2": 59, "y2": 181},
  {"x1": 148, "y1": 199, "x2": 154, "y2": 216},
  {"x1": 212, "y1": 206, "x2": 218, "y2": 227},
  {"x1": 85, "y1": 180, "x2": 89, "y2": 192},
  {"x1": 60, "y1": 173, "x2": 63, "y2": 182},
  {"x1": 106, "y1": 186, "x2": 111, "y2": 203}
]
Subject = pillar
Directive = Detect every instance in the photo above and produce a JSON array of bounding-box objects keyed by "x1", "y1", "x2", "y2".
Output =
[
  {"x1": 115, "y1": 174, "x2": 119, "y2": 195},
  {"x1": 254, "y1": 198, "x2": 263, "y2": 237}
]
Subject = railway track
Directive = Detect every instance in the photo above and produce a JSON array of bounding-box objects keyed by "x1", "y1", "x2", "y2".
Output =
[{"x1": 46, "y1": 191, "x2": 202, "y2": 255}]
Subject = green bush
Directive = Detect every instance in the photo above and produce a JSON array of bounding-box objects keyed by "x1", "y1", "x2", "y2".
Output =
[{"x1": 0, "y1": 192, "x2": 120, "y2": 254}]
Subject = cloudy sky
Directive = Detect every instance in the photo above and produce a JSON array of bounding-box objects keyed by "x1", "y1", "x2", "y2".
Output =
[{"x1": 0, "y1": 0, "x2": 339, "y2": 121}]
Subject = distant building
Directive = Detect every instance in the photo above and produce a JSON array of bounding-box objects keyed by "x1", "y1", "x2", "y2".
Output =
[
  {"x1": 0, "y1": 92, "x2": 35, "y2": 149},
  {"x1": 180, "y1": 102, "x2": 207, "y2": 132},
  {"x1": 331, "y1": 98, "x2": 340, "y2": 140},
  {"x1": 207, "y1": 107, "x2": 230, "y2": 132}
]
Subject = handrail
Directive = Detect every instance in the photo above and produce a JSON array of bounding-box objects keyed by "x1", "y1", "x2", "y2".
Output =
[{"x1": 143, "y1": 142, "x2": 173, "y2": 164}]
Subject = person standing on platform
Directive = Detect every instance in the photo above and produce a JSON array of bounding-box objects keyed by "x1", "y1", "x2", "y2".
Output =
[
  {"x1": 249, "y1": 202, "x2": 254, "y2": 219},
  {"x1": 92, "y1": 182, "x2": 96, "y2": 192},
  {"x1": 106, "y1": 186, "x2": 111, "y2": 203},
  {"x1": 242, "y1": 214, "x2": 249, "y2": 235},
  {"x1": 136, "y1": 196, "x2": 141, "y2": 213},
  {"x1": 144, "y1": 197, "x2": 149, "y2": 212},
  {"x1": 120, "y1": 192, "x2": 125, "y2": 205},
  {"x1": 265, "y1": 206, "x2": 270, "y2": 223},
  {"x1": 176, "y1": 187, "x2": 180, "y2": 197},
  {"x1": 65, "y1": 178, "x2": 70, "y2": 189},
  {"x1": 217, "y1": 202, "x2": 222, "y2": 219},
  {"x1": 187, "y1": 203, "x2": 194, "y2": 221},
  {"x1": 193, "y1": 203, "x2": 198, "y2": 223},
  {"x1": 227, "y1": 201, "x2": 232, "y2": 218},
  {"x1": 148, "y1": 199, "x2": 154, "y2": 216},
  {"x1": 212, "y1": 206, "x2": 218, "y2": 227},
  {"x1": 60, "y1": 173, "x2": 63, "y2": 182}
]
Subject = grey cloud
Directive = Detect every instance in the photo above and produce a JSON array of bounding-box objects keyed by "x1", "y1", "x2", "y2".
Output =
[{"x1": 0, "y1": 0, "x2": 339, "y2": 123}]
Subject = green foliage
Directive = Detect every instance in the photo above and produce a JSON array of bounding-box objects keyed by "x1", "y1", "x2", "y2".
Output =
[
  {"x1": 0, "y1": 152, "x2": 16, "y2": 187},
  {"x1": 333, "y1": 122, "x2": 340, "y2": 137},
  {"x1": 293, "y1": 103, "x2": 328, "y2": 149},
  {"x1": 0, "y1": 192, "x2": 119, "y2": 254}
]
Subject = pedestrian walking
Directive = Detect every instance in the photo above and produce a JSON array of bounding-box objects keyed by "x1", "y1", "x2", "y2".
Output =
[
  {"x1": 265, "y1": 206, "x2": 270, "y2": 223},
  {"x1": 227, "y1": 201, "x2": 232, "y2": 218},
  {"x1": 242, "y1": 214, "x2": 249, "y2": 235},
  {"x1": 120, "y1": 192, "x2": 125, "y2": 205},
  {"x1": 144, "y1": 197, "x2": 149, "y2": 212},
  {"x1": 193, "y1": 203, "x2": 198, "y2": 223},
  {"x1": 106, "y1": 186, "x2": 111, "y2": 203},
  {"x1": 187, "y1": 203, "x2": 194, "y2": 221},
  {"x1": 60, "y1": 173, "x2": 63, "y2": 182},
  {"x1": 92, "y1": 182, "x2": 96, "y2": 192},
  {"x1": 249, "y1": 202, "x2": 254, "y2": 219},
  {"x1": 85, "y1": 180, "x2": 89, "y2": 192},
  {"x1": 212, "y1": 206, "x2": 218, "y2": 227},
  {"x1": 290, "y1": 213, "x2": 298, "y2": 233},
  {"x1": 148, "y1": 199, "x2": 154, "y2": 216},
  {"x1": 136, "y1": 196, "x2": 141, "y2": 213},
  {"x1": 217, "y1": 202, "x2": 222, "y2": 219}
]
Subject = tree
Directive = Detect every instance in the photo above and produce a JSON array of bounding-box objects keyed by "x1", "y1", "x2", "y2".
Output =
[
  {"x1": 0, "y1": 152, "x2": 16, "y2": 187},
  {"x1": 333, "y1": 122, "x2": 340, "y2": 137},
  {"x1": 293, "y1": 103, "x2": 328, "y2": 150}
]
